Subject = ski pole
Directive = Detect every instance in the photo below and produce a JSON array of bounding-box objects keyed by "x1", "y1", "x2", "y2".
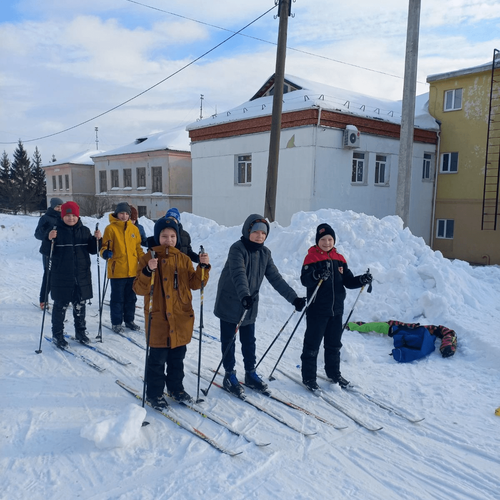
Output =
[
  {"x1": 268, "y1": 278, "x2": 324, "y2": 381},
  {"x1": 95, "y1": 223, "x2": 103, "y2": 343},
  {"x1": 201, "y1": 309, "x2": 248, "y2": 398},
  {"x1": 342, "y1": 268, "x2": 372, "y2": 331},
  {"x1": 96, "y1": 241, "x2": 110, "y2": 342},
  {"x1": 255, "y1": 309, "x2": 296, "y2": 369},
  {"x1": 141, "y1": 250, "x2": 156, "y2": 425},
  {"x1": 35, "y1": 226, "x2": 57, "y2": 354},
  {"x1": 196, "y1": 245, "x2": 207, "y2": 403}
]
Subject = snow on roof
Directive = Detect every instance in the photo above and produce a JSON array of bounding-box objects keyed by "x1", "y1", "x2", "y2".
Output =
[
  {"x1": 42, "y1": 149, "x2": 103, "y2": 167},
  {"x1": 91, "y1": 128, "x2": 190, "y2": 159},
  {"x1": 427, "y1": 60, "x2": 495, "y2": 83},
  {"x1": 187, "y1": 74, "x2": 439, "y2": 132}
]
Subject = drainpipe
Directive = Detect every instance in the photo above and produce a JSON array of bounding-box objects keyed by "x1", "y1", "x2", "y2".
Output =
[
  {"x1": 312, "y1": 105, "x2": 322, "y2": 197},
  {"x1": 430, "y1": 122, "x2": 441, "y2": 248}
]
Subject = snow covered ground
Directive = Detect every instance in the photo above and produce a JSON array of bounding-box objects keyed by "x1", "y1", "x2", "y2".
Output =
[{"x1": 1, "y1": 209, "x2": 499, "y2": 500}]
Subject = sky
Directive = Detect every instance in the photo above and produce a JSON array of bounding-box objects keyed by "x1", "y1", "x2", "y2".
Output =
[
  {"x1": 1, "y1": 0, "x2": 499, "y2": 163},
  {"x1": 1, "y1": 208, "x2": 500, "y2": 499}
]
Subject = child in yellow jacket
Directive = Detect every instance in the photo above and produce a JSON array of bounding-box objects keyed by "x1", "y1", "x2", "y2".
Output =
[
  {"x1": 101, "y1": 202, "x2": 144, "y2": 333},
  {"x1": 134, "y1": 216, "x2": 210, "y2": 407}
]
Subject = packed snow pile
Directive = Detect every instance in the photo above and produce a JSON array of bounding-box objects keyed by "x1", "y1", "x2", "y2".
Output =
[{"x1": 1, "y1": 209, "x2": 499, "y2": 500}]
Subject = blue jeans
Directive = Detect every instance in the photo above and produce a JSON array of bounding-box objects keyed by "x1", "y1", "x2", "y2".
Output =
[
  {"x1": 220, "y1": 319, "x2": 256, "y2": 373},
  {"x1": 109, "y1": 277, "x2": 137, "y2": 326}
]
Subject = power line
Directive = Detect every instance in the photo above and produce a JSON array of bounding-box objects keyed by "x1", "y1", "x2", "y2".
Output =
[
  {"x1": 126, "y1": 0, "x2": 424, "y2": 83},
  {"x1": 0, "y1": 4, "x2": 276, "y2": 145}
]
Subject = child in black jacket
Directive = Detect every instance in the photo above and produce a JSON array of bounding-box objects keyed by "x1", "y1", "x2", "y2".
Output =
[
  {"x1": 42, "y1": 202, "x2": 102, "y2": 348},
  {"x1": 300, "y1": 223, "x2": 372, "y2": 390}
]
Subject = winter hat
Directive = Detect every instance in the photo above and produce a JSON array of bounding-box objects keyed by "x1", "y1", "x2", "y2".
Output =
[
  {"x1": 315, "y1": 223, "x2": 336, "y2": 245},
  {"x1": 154, "y1": 216, "x2": 179, "y2": 246},
  {"x1": 61, "y1": 201, "x2": 80, "y2": 218},
  {"x1": 165, "y1": 207, "x2": 181, "y2": 223},
  {"x1": 50, "y1": 197, "x2": 64, "y2": 209},
  {"x1": 250, "y1": 221, "x2": 268, "y2": 235},
  {"x1": 130, "y1": 206, "x2": 138, "y2": 221},
  {"x1": 114, "y1": 202, "x2": 131, "y2": 216}
]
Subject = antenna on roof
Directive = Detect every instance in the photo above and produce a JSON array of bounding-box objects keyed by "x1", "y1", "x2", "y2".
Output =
[
  {"x1": 200, "y1": 94, "x2": 204, "y2": 120},
  {"x1": 95, "y1": 126, "x2": 99, "y2": 150}
]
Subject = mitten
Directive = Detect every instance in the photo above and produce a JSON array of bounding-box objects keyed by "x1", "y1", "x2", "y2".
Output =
[
  {"x1": 241, "y1": 295, "x2": 253, "y2": 310},
  {"x1": 102, "y1": 250, "x2": 113, "y2": 260},
  {"x1": 293, "y1": 297, "x2": 307, "y2": 312}
]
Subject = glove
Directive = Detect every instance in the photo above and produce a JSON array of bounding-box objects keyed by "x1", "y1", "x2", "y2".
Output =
[
  {"x1": 359, "y1": 273, "x2": 373, "y2": 285},
  {"x1": 293, "y1": 297, "x2": 307, "y2": 312},
  {"x1": 102, "y1": 250, "x2": 113, "y2": 260},
  {"x1": 241, "y1": 295, "x2": 253, "y2": 310},
  {"x1": 313, "y1": 261, "x2": 331, "y2": 281}
]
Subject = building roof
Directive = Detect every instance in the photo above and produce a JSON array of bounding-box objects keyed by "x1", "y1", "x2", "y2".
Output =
[
  {"x1": 186, "y1": 74, "x2": 439, "y2": 133},
  {"x1": 91, "y1": 128, "x2": 190, "y2": 159},
  {"x1": 427, "y1": 59, "x2": 495, "y2": 83},
  {"x1": 42, "y1": 149, "x2": 103, "y2": 168}
]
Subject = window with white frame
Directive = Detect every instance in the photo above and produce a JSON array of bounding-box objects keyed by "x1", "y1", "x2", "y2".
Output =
[
  {"x1": 422, "y1": 153, "x2": 433, "y2": 180},
  {"x1": 236, "y1": 155, "x2": 252, "y2": 185},
  {"x1": 65, "y1": 174, "x2": 69, "y2": 190},
  {"x1": 138, "y1": 205, "x2": 147, "y2": 218},
  {"x1": 52, "y1": 176, "x2": 57, "y2": 190},
  {"x1": 58, "y1": 175, "x2": 63, "y2": 190},
  {"x1": 441, "y1": 152, "x2": 458, "y2": 173},
  {"x1": 352, "y1": 152, "x2": 365, "y2": 184},
  {"x1": 123, "y1": 168, "x2": 132, "y2": 188},
  {"x1": 99, "y1": 171, "x2": 107, "y2": 193},
  {"x1": 444, "y1": 89, "x2": 462, "y2": 111},
  {"x1": 111, "y1": 169, "x2": 119, "y2": 188},
  {"x1": 374, "y1": 155, "x2": 388, "y2": 185},
  {"x1": 137, "y1": 167, "x2": 146, "y2": 188},
  {"x1": 152, "y1": 166, "x2": 162, "y2": 192},
  {"x1": 436, "y1": 219, "x2": 454, "y2": 239}
]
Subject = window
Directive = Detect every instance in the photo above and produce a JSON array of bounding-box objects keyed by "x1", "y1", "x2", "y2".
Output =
[
  {"x1": 65, "y1": 174, "x2": 69, "y2": 190},
  {"x1": 138, "y1": 205, "x2": 147, "y2": 218},
  {"x1": 152, "y1": 166, "x2": 162, "y2": 192},
  {"x1": 352, "y1": 152, "x2": 365, "y2": 183},
  {"x1": 99, "y1": 171, "x2": 107, "y2": 193},
  {"x1": 441, "y1": 152, "x2": 458, "y2": 173},
  {"x1": 137, "y1": 167, "x2": 146, "y2": 188},
  {"x1": 58, "y1": 175, "x2": 63, "y2": 190},
  {"x1": 236, "y1": 155, "x2": 252, "y2": 185},
  {"x1": 52, "y1": 176, "x2": 57, "y2": 190},
  {"x1": 111, "y1": 169, "x2": 119, "y2": 188},
  {"x1": 123, "y1": 169, "x2": 132, "y2": 188},
  {"x1": 422, "y1": 153, "x2": 433, "y2": 180},
  {"x1": 374, "y1": 155, "x2": 388, "y2": 185},
  {"x1": 444, "y1": 89, "x2": 462, "y2": 111},
  {"x1": 436, "y1": 219, "x2": 454, "y2": 239}
]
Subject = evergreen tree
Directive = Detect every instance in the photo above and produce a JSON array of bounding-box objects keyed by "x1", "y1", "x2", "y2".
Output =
[
  {"x1": 31, "y1": 147, "x2": 47, "y2": 211},
  {"x1": 10, "y1": 140, "x2": 33, "y2": 214},
  {"x1": 0, "y1": 151, "x2": 11, "y2": 211}
]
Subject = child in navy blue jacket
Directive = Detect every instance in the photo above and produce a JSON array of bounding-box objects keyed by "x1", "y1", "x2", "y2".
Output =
[{"x1": 300, "y1": 223, "x2": 372, "y2": 390}]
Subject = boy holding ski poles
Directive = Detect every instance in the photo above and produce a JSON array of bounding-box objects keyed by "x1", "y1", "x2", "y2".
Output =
[
  {"x1": 42, "y1": 201, "x2": 102, "y2": 348},
  {"x1": 214, "y1": 214, "x2": 306, "y2": 396},
  {"x1": 300, "y1": 223, "x2": 372, "y2": 391},
  {"x1": 133, "y1": 217, "x2": 210, "y2": 408},
  {"x1": 100, "y1": 202, "x2": 144, "y2": 333}
]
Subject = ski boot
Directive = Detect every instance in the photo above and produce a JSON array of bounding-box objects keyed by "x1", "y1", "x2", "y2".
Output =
[
  {"x1": 53, "y1": 331, "x2": 68, "y2": 349},
  {"x1": 303, "y1": 379, "x2": 320, "y2": 392},
  {"x1": 125, "y1": 321, "x2": 141, "y2": 331},
  {"x1": 223, "y1": 371, "x2": 245, "y2": 397},
  {"x1": 330, "y1": 375, "x2": 350, "y2": 389},
  {"x1": 112, "y1": 324, "x2": 124, "y2": 333},
  {"x1": 146, "y1": 395, "x2": 169, "y2": 411},
  {"x1": 168, "y1": 389, "x2": 193, "y2": 403},
  {"x1": 245, "y1": 370, "x2": 268, "y2": 393},
  {"x1": 75, "y1": 330, "x2": 90, "y2": 344}
]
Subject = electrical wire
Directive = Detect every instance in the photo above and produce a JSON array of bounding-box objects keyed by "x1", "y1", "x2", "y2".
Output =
[{"x1": 0, "y1": 4, "x2": 277, "y2": 145}]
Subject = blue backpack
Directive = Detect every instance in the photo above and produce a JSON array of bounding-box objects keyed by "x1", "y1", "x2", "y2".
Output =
[{"x1": 391, "y1": 325, "x2": 436, "y2": 363}]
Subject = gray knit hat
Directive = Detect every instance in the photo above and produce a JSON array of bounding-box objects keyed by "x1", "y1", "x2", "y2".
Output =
[
  {"x1": 114, "y1": 202, "x2": 131, "y2": 216},
  {"x1": 50, "y1": 197, "x2": 64, "y2": 209}
]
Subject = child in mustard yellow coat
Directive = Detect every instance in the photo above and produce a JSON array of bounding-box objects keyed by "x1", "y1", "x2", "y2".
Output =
[{"x1": 101, "y1": 202, "x2": 144, "y2": 333}]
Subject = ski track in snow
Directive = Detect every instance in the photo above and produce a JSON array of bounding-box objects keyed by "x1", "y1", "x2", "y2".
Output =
[{"x1": 1, "y1": 212, "x2": 500, "y2": 500}]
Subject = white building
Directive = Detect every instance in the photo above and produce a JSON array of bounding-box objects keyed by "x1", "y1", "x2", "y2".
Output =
[
  {"x1": 187, "y1": 75, "x2": 439, "y2": 243},
  {"x1": 91, "y1": 131, "x2": 192, "y2": 220}
]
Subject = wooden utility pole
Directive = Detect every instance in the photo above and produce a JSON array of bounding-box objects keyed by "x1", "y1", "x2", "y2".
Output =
[
  {"x1": 264, "y1": 0, "x2": 292, "y2": 222},
  {"x1": 395, "y1": 0, "x2": 421, "y2": 227}
]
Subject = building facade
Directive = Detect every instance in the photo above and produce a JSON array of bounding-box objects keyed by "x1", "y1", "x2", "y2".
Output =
[
  {"x1": 427, "y1": 55, "x2": 500, "y2": 265},
  {"x1": 187, "y1": 75, "x2": 439, "y2": 243}
]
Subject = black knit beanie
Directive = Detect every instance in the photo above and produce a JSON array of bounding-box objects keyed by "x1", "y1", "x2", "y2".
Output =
[{"x1": 315, "y1": 223, "x2": 336, "y2": 245}]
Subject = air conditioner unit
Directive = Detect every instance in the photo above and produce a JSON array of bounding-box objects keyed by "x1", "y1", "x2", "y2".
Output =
[{"x1": 343, "y1": 125, "x2": 360, "y2": 148}]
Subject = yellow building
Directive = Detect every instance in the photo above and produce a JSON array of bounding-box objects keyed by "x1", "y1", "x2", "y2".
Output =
[{"x1": 427, "y1": 52, "x2": 500, "y2": 265}]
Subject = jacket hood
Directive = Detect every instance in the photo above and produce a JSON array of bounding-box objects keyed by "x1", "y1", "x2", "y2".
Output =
[{"x1": 241, "y1": 214, "x2": 269, "y2": 240}]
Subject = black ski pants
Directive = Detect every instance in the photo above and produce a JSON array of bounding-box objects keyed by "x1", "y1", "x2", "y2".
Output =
[
  {"x1": 220, "y1": 319, "x2": 256, "y2": 373},
  {"x1": 301, "y1": 314, "x2": 343, "y2": 382},
  {"x1": 147, "y1": 345, "x2": 187, "y2": 398},
  {"x1": 109, "y1": 277, "x2": 137, "y2": 326},
  {"x1": 39, "y1": 255, "x2": 50, "y2": 303},
  {"x1": 51, "y1": 286, "x2": 86, "y2": 336}
]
